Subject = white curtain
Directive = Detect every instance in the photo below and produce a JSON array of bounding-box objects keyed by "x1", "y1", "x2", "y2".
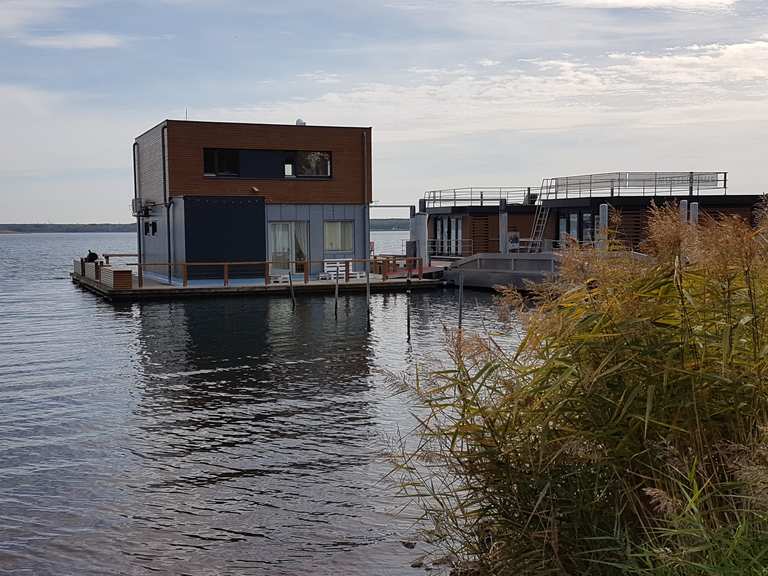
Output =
[
  {"x1": 270, "y1": 223, "x2": 291, "y2": 270},
  {"x1": 324, "y1": 221, "x2": 353, "y2": 252},
  {"x1": 294, "y1": 222, "x2": 308, "y2": 262}
]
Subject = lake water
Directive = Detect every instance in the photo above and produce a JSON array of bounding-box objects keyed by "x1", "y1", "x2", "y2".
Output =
[{"x1": 0, "y1": 231, "x2": 510, "y2": 575}]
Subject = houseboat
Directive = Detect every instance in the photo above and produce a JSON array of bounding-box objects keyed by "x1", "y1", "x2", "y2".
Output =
[
  {"x1": 132, "y1": 119, "x2": 373, "y2": 283},
  {"x1": 412, "y1": 172, "x2": 760, "y2": 259},
  {"x1": 408, "y1": 171, "x2": 762, "y2": 288}
]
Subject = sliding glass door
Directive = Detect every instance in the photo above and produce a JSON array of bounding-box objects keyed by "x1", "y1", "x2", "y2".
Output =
[{"x1": 269, "y1": 222, "x2": 308, "y2": 273}]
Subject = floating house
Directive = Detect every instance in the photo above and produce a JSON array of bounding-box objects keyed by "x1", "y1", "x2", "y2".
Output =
[
  {"x1": 132, "y1": 120, "x2": 372, "y2": 282},
  {"x1": 413, "y1": 171, "x2": 760, "y2": 261}
]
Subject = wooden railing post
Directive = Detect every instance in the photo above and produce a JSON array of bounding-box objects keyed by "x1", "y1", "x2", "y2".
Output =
[
  {"x1": 182, "y1": 263, "x2": 188, "y2": 287},
  {"x1": 223, "y1": 263, "x2": 229, "y2": 287},
  {"x1": 304, "y1": 261, "x2": 309, "y2": 284},
  {"x1": 345, "y1": 260, "x2": 350, "y2": 283},
  {"x1": 138, "y1": 264, "x2": 144, "y2": 288},
  {"x1": 265, "y1": 262, "x2": 270, "y2": 286},
  {"x1": 418, "y1": 257, "x2": 423, "y2": 279}
]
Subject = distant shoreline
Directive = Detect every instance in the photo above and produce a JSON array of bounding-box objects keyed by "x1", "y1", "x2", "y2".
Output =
[{"x1": 0, "y1": 218, "x2": 411, "y2": 234}]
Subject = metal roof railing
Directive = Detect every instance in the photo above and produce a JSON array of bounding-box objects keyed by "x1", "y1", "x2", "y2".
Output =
[
  {"x1": 547, "y1": 171, "x2": 728, "y2": 199},
  {"x1": 423, "y1": 187, "x2": 534, "y2": 208},
  {"x1": 423, "y1": 172, "x2": 730, "y2": 208}
]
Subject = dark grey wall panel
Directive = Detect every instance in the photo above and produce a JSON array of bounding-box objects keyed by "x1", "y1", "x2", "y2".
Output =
[{"x1": 184, "y1": 196, "x2": 266, "y2": 278}]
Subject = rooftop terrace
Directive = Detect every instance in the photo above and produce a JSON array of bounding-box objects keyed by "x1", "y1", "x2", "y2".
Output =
[{"x1": 423, "y1": 171, "x2": 729, "y2": 208}]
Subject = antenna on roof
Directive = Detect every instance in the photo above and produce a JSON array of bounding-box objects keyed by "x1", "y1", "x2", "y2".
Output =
[
  {"x1": 185, "y1": 107, "x2": 188, "y2": 120},
  {"x1": 296, "y1": 118, "x2": 306, "y2": 126}
]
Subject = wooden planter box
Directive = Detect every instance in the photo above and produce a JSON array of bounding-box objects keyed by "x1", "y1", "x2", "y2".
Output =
[{"x1": 101, "y1": 267, "x2": 132, "y2": 289}]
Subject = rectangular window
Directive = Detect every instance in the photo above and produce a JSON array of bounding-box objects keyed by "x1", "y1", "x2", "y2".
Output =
[
  {"x1": 203, "y1": 148, "x2": 330, "y2": 179},
  {"x1": 324, "y1": 221, "x2": 354, "y2": 252},
  {"x1": 582, "y1": 213, "x2": 593, "y2": 242},
  {"x1": 203, "y1": 149, "x2": 240, "y2": 177},
  {"x1": 295, "y1": 151, "x2": 331, "y2": 177}
]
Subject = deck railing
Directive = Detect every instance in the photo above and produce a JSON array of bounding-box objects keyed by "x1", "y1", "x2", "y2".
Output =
[
  {"x1": 424, "y1": 172, "x2": 729, "y2": 208},
  {"x1": 546, "y1": 171, "x2": 727, "y2": 199},
  {"x1": 427, "y1": 239, "x2": 474, "y2": 257},
  {"x1": 78, "y1": 255, "x2": 425, "y2": 289},
  {"x1": 423, "y1": 187, "x2": 533, "y2": 208}
]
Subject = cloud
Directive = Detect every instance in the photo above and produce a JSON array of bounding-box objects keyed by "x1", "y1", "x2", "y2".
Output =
[
  {"x1": 0, "y1": 0, "x2": 84, "y2": 33},
  {"x1": 389, "y1": 0, "x2": 738, "y2": 11},
  {"x1": 296, "y1": 71, "x2": 342, "y2": 84},
  {"x1": 490, "y1": 0, "x2": 737, "y2": 9},
  {"x1": 187, "y1": 38, "x2": 768, "y2": 143},
  {"x1": 0, "y1": 1, "x2": 125, "y2": 49},
  {"x1": 477, "y1": 58, "x2": 501, "y2": 67},
  {"x1": 21, "y1": 32, "x2": 125, "y2": 48}
]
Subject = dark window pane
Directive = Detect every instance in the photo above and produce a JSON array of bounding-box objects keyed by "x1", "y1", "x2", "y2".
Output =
[
  {"x1": 216, "y1": 149, "x2": 240, "y2": 176},
  {"x1": 296, "y1": 151, "x2": 331, "y2": 177},
  {"x1": 203, "y1": 149, "x2": 216, "y2": 175},
  {"x1": 239, "y1": 150, "x2": 285, "y2": 179}
]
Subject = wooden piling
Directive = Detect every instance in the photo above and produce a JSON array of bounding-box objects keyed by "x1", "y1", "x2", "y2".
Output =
[
  {"x1": 335, "y1": 269, "x2": 339, "y2": 318},
  {"x1": 406, "y1": 266, "x2": 412, "y2": 341},
  {"x1": 288, "y1": 270, "x2": 296, "y2": 309},
  {"x1": 458, "y1": 270, "x2": 464, "y2": 330}
]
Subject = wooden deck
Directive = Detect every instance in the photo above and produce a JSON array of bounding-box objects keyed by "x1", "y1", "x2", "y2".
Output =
[{"x1": 71, "y1": 271, "x2": 443, "y2": 301}]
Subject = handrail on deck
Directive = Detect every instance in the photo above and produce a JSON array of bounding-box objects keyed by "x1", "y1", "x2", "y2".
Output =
[
  {"x1": 423, "y1": 186, "x2": 533, "y2": 208},
  {"x1": 546, "y1": 171, "x2": 727, "y2": 199},
  {"x1": 102, "y1": 253, "x2": 137, "y2": 264},
  {"x1": 424, "y1": 172, "x2": 730, "y2": 208},
  {"x1": 82, "y1": 256, "x2": 425, "y2": 288}
]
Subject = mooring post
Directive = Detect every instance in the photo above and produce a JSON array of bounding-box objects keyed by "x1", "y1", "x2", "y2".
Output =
[
  {"x1": 458, "y1": 270, "x2": 464, "y2": 330},
  {"x1": 406, "y1": 266, "x2": 412, "y2": 342},
  {"x1": 366, "y1": 259, "x2": 371, "y2": 332},
  {"x1": 335, "y1": 269, "x2": 339, "y2": 319},
  {"x1": 288, "y1": 269, "x2": 296, "y2": 309}
]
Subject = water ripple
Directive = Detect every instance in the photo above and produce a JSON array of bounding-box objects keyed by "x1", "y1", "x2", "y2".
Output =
[{"x1": 0, "y1": 232, "x2": 517, "y2": 575}]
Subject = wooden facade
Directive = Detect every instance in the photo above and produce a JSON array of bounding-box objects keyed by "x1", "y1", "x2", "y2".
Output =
[
  {"x1": 133, "y1": 120, "x2": 374, "y2": 280},
  {"x1": 424, "y1": 195, "x2": 760, "y2": 257},
  {"x1": 138, "y1": 120, "x2": 373, "y2": 205}
]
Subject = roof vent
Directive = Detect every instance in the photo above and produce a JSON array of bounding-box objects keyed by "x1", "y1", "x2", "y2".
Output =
[{"x1": 296, "y1": 118, "x2": 306, "y2": 126}]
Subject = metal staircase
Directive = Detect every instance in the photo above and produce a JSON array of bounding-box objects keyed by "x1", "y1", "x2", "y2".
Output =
[{"x1": 527, "y1": 178, "x2": 554, "y2": 252}]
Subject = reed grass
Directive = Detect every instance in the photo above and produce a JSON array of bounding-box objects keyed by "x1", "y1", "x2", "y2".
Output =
[{"x1": 393, "y1": 202, "x2": 768, "y2": 575}]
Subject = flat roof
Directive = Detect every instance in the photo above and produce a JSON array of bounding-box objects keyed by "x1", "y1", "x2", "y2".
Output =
[{"x1": 136, "y1": 118, "x2": 371, "y2": 140}]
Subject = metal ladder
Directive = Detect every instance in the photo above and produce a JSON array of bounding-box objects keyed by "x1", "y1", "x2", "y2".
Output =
[{"x1": 527, "y1": 178, "x2": 554, "y2": 252}]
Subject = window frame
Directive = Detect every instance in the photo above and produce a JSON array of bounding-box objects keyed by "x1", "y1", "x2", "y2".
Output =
[
  {"x1": 323, "y1": 220, "x2": 354, "y2": 253},
  {"x1": 203, "y1": 148, "x2": 240, "y2": 178},
  {"x1": 203, "y1": 148, "x2": 332, "y2": 180}
]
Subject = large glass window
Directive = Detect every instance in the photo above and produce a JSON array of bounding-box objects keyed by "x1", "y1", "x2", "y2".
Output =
[
  {"x1": 204, "y1": 149, "x2": 240, "y2": 177},
  {"x1": 270, "y1": 221, "x2": 309, "y2": 272},
  {"x1": 324, "y1": 221, "x2": 354, "y2": 252},
  {"x1": 582, "y1": 213, "x2": 594, "y2": 242},
  {"x1": 204, "y1": 148, "x2": 331, "y2": 179},
  {"x1": 295, "y1": 151, "x2": 331, "y2": 177}
]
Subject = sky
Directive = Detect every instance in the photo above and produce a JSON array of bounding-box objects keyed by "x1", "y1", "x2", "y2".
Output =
[{"x1": 0, "y1": 0, "x2": 766, "y2": 223}]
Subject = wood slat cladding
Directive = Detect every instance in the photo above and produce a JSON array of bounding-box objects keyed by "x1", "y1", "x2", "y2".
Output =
[
  {"x1": 471, "y1": 216, "x2": 490, "y2": 253},
  {"x1": 164, "y1": 120, "x2": 372, "y2": 204},
  {"x1": 615, "y1": 209, "x2": 646, "y2": 250},
  {"x1": 135, "y1": 122, "x2": 166, "y2": 205}
]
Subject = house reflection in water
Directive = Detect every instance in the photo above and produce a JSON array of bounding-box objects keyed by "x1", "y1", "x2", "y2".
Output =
[{"x1": 122, "y1": 296, "x2": 412, "y2": 574}]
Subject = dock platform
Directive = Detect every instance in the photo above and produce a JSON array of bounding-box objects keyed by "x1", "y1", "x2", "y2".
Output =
[{"x1": 71, "y1": 269, "x2": 442, "y2": 301}]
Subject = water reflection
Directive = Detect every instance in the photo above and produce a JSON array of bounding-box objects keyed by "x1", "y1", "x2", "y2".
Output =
[
  {"x1": 123, "y1": 296, "x2": 403, "y2": 575},
  {"x1": 0, "y1": 230, "x2": 510, "y2": 576}
]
